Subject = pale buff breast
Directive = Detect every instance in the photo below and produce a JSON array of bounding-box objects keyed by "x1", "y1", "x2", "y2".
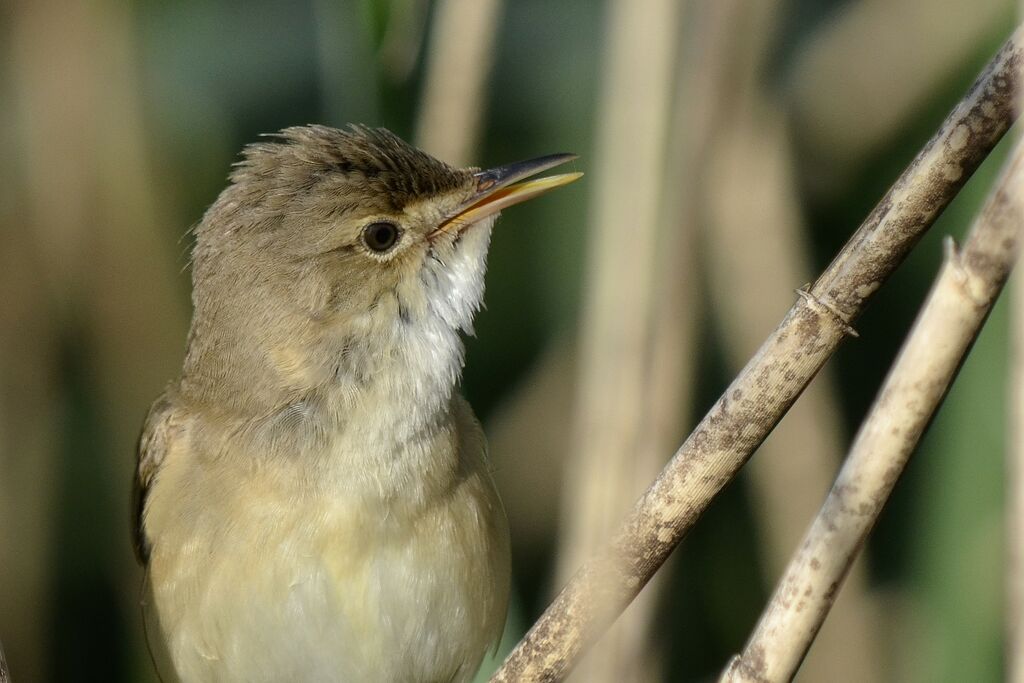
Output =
[{"x1": 144, "y1": 408, "x2": 509, "y2": 683}]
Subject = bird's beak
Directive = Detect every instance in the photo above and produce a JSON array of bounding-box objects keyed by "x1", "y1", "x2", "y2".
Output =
[{"x1": 430, "y1": 153, "x2": 582, "y2": 239}]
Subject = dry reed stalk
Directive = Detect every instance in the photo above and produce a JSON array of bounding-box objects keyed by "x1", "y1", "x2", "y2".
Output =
[
  {"x1": 1010, "y1": 218, "x2": 1024, "y2": 683},
  {"x1": 790, "y1": 0, "x2": 1010, "y2": 185},
  {"x1": 697, "y1": 1, "x2": 883, "y2": 677},
  {"x1": 1012, "y1": 240, "x2": 1024, "y2": 682},
  {"x1": 414, "y1": 0, "x2": 502, "y2": 165},
  {"x1": 5, "y1": 3, "x2": 91, "y2": 680},
  {"x1": 554, "y1": 0, "x2": 686, "y2": 680},
  {"x1": 490, "y1": 28, "x2": 1022, "y2": 683},
  {"x1": 722, "y1": 140, "x2": 1024, "y2": 683},
  {"x1": 708, "y1": 98, "x2": 884, "y2": 683},
  {"x1": 1009, "y1": 7, "x2": 1024, "y2": 679},
  {"x1": 11, "y1": 0, "x2": 189, "y2": 678}
]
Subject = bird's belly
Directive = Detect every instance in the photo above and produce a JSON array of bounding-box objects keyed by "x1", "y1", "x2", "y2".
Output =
[{"x1": 148, "y1": 469, "x2": 509, "y2": 683}]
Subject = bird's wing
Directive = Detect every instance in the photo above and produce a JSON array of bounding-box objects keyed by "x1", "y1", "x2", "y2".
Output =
[{"x1": 133, "y1": 392, "x2": 179, "y2": 565}]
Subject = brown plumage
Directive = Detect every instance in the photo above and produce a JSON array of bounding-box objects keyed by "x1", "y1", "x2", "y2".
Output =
[{"x1": 134, "y1": 124, "x2": 579, "y2": 682}]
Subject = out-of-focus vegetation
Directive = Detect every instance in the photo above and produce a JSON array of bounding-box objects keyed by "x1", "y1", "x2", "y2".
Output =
[{"x1": 0, "y1": 1, "x2": 1018, "y2": 681}]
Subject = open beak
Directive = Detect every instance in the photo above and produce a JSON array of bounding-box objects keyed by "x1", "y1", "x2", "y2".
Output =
[{"x1": 430, "y1": 153, "x2": 582, "y2": 239}]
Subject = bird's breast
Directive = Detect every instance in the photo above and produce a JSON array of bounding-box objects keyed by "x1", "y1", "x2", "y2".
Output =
[{"x1": 144, "y1": 399, "x2": 509, "y2": 683}]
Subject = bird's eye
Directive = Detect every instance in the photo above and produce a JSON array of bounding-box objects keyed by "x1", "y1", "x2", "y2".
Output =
[{"x1": 362, "y1": 221, "x2": 401, "y2": 253}]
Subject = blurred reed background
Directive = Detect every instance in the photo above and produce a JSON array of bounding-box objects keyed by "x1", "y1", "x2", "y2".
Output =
[{"x1": 0, "y1": 0, "x2": 1018, "y2": 681}]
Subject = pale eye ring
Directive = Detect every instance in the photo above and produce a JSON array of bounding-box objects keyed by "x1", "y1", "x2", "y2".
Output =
[{"x1": 362, "y1": 221, "x2": 401, "y2": 253}]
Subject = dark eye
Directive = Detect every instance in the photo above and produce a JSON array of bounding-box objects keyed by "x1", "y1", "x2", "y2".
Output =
[{"x1": 363, "y1": 221, "x2": 401, "y2": 253}]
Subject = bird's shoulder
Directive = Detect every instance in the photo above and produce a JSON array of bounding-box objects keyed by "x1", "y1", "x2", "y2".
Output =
[{"x1": 133, "y1": 390, "x2": 185, "y2": 565}]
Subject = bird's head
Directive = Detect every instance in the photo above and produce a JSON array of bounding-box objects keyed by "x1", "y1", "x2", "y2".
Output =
[{"x1": 182, "y1": 125, "x2": 580, "y2": 415}]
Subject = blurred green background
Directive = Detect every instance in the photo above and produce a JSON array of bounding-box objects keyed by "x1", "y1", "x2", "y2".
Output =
[{"x1": 0, "y1": 0, "x2": 1019, "y2": 681}]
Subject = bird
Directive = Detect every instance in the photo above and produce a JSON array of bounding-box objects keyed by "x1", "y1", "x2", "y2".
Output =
[{"x1": 132, "y1": 124, "x2": 581, "y2": 683}]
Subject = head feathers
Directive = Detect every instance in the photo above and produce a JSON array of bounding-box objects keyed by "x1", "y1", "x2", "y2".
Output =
[{"x1": 227, "y1": 125, "x2": 471, "y2": 210}]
